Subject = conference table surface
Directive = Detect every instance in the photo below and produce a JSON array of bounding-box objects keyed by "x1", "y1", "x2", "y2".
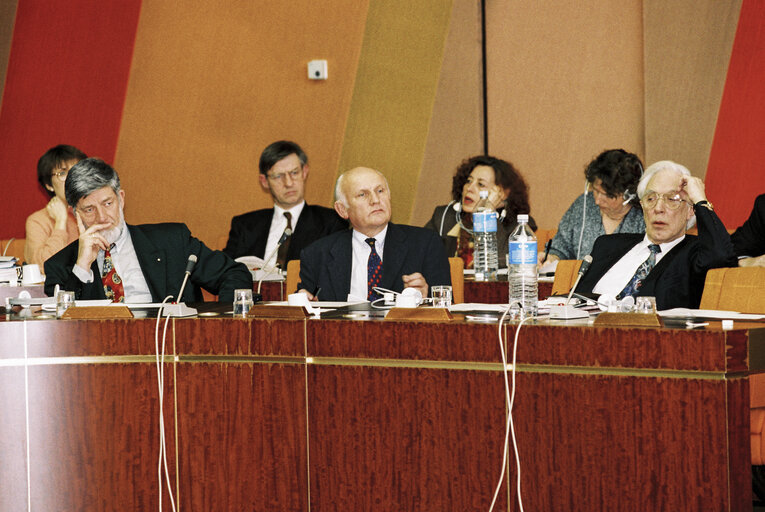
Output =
[{"x1": 1, "y1": 302, "x2": 762, "y2": 511}]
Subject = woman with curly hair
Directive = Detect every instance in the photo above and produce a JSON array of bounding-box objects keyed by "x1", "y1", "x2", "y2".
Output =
[
  {"x1": 545, "y1": 149, "x2": 645, "y2": 263},
  {"x1": 425, "y1": 155, "x2": 536, "y2": 269}
]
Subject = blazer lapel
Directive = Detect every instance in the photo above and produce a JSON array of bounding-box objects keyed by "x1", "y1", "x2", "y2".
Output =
[
  {"x1": 252, "y1": 210, "x2": 272, "y2": 259},
  {"x1": 327, "y1": 230, "x2": 353, "y2": 300},
  {"x1": 381, "y1": 223, "x2": 406, "y2": 290},
  {"x1": 128, "y1": 225, "x2": 165, "y2": 301}
]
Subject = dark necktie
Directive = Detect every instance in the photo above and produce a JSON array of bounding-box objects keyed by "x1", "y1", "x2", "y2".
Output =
[
  {"x1": 366, "y1": 238, "x2": 382, "y2": 301},
  {"x1": 276, "y1": 212, "x2": 293, "y2": 269},
  {"x1": 617, "y1": 244, "x2": 661, "y2": 299},
  {"x1": 102, "y1": 245, "x2": 125, "y2": 303}
]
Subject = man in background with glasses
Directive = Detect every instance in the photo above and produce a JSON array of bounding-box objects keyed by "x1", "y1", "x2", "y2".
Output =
[
  {"x1": 577, "y1": 160, "x2": 736, "y2": 309},
  {"x1": 223, "y1": 140, "x2": 348, "y2": 270}
]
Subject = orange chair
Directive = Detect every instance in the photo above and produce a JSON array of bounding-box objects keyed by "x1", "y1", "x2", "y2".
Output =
[
  {"x1": 550, "y1": 260, "x2": 583, "y2": 296},
  {"x1": 448, "y1": 257, "x2": 464, "y2": 304},
  {"x1": 699, "y1": 267, "x2": 765, "y2": 464},
  {"x1": 285, "y1": 260, "x2": 300, "y2": 296},
  {"x1": 1, "y1": 238, "x2": 26, "y2": 261},
  {"x1": 535, "y1": 228, "x2": 557, "y2": 253}
]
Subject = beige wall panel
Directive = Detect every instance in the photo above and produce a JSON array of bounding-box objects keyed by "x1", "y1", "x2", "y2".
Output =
[
  {"x1": 410, "y1": 0, "x2": 484, "y2": 227},
  {"x1": 115, "y1": 0, "x2": 369, "y2": 246},
  {"x1": 486, "y1": 1, "x2": 645, "y2": 231},
  {"x1": 337, "y1": 0, "x2": 453, "y2": 224},
  {"x1": 643, "y1": 0, "x2": 741, "y2": 177},
  {"x1": 0, "y1": 0, "x2": 18, "y2": 103}
]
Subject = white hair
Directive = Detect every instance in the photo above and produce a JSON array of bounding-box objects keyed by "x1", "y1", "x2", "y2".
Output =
[{"x1": 638, "y1": 160, "x2": 696, "y2": 229}]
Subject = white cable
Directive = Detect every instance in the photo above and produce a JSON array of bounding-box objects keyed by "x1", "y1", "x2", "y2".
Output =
[
  {"x1": 489, "y1": 302, "x2": 530, "y2": 512},
  {"x1": 576, "y1": 180, "x2": 588, "y2": 259},
  {"x1": 439, "y1": 200, "x2": 457, "y2": 236},
  {"x1": 155, "y1": 296, "x2": 177, "y2": 512}
]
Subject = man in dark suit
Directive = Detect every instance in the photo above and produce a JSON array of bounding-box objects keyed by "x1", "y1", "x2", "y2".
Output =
[
  {"x1": 223, "y1": 141, "x2": 347, "y2": 268},
  {"x1": 577, "y1": 161, "x2": 736, "y2": 310},
  {"x1": 298, "y1": 167, "x2": 451, "y2": 302},
  {"x1": 44, "y1": 158, "x2": 251, "y2": 303},
  {"x1": 731, "y1": 193, "x2": 765, "y2": 267}
]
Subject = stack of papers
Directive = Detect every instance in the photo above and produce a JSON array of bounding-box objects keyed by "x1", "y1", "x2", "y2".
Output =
[
  {"x1": 235, "y1": 256, "x2": 285, "y2": 282},
  {"x1": 0, "y1": 256, "x2": 19, "y2": 283}
]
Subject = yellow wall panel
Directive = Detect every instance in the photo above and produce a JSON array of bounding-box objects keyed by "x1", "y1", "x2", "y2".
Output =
[{"x1": 115, "y1": 0, "x2": 369, "y2": 245}]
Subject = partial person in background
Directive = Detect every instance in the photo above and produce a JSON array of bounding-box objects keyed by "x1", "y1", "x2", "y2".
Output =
[
  {"x1": 299, "y1": 167, "x2": 450, "y2": 302},
  {"x1": 544, "y1": 149, "x2": 645, "y2": 263},
  {"x1": 577, "y1": 161, "x2": 735, "y2": 310},
  {"x1": 45, "y1": 158, "x2": 251, "y2": 302},
  {"x1": 424, "y1": 155, "x2": 536, "y2": 268},
  {"x1": 224, "y1": 140, "x2": 347, "y2": 269},
  {"x1": 731, "y1": 193, "x2": 765, "y2": 267},
  {"x1": 24, "y1": 145, "x2": 87, "y2": 267}
]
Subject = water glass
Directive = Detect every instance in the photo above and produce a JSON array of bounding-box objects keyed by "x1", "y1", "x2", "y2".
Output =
[
  {"x1": 56, "y1": 290, "x2": 75, "y2": 318},
  {"x1": 635, "y1": 296, "x2": 657, "y2": 314},
  {"x1": 431, "y1": 285, "x2": 453, "y2": 308},
  {"x1": 233, "y1": 289, "x2": 254, "y2": 317}
]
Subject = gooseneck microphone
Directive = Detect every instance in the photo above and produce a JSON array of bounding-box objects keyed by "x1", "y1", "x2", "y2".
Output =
[
  {"x1": 256, "y1": 227, "x2": 293, "y2": 301},
  {"x1": 565, "y1": 255, "x2": 593, "y2": 307},
  {"x1": 176, "y1": 254, "x2": 198, "y2": 303}
]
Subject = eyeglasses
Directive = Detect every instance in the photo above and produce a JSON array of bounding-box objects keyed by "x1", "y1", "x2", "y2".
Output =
[
  {"x1": 267, "y1": 168, "x2": 302, "y2": 182},
  {"x1": 52, "y1": 168, "x2": 70, "y2": 181},
  {"x1": 640, "y1": 192, "x2": 690, "y2": 210}
]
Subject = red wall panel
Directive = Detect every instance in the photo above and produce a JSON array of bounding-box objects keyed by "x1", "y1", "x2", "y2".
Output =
[
  {"x1": 0, "y1": 0, "x2": 141, "y2": 238},
  {"x1": 705, "y1": 0, "x2": 765, "y2": 228}
]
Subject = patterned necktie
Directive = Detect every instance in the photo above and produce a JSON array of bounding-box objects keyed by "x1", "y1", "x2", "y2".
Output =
[
  {"x1": 102, "y1": 245, "x2": 125, "y2": 303},
  {"x1": 616, "y1": 244, "x2": 661, "y2": 300},
  {"x1": 276, "y1": 212, "x2": 293, "y2": 269},
  {"x1": 366, "y1": 238, "x2": 382, "y2": 301}
]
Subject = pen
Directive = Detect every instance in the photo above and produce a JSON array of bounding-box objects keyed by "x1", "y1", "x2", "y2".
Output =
[
  {"x1": 313, "y1": 287, "x2": 321, "y2": 300},
  {"x1": 542, "y1": 240, "x2": 552, "y2": 264}
]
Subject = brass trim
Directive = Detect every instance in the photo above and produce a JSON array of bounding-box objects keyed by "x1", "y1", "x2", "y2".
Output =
[{"x1": 0, "y1": 353, "x2": 731, "y2": 380}]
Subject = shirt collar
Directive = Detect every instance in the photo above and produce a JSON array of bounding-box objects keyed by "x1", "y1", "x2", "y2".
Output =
[{"x1": 274, "y1": 201, "x2": 305, "y2": 218}]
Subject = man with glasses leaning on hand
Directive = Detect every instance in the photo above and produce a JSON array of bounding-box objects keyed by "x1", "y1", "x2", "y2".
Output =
[
  {"x1": 223, "y1": 140, "x2": 348, "y2": 269},
  {"x1": 577, "y1": 160, "x2": 736, "y2": 310}
]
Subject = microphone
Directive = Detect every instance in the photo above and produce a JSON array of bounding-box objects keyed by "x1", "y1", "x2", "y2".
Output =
[
  {"x1": 549, "y1": 255, "x2": 593, "y2": 320},
  {"x1": 256, "y1": 227, "x2": 293, "y2": 300},
  {"x1": 163, "y1": 254, "x2": 198, "y2": 317}
]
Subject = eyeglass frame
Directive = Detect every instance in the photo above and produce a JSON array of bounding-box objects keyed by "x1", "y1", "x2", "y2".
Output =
[
  {"x1": 266, "y1": 167, "x2": 304, "y2": 182},
  {"x1": 51, "y1": 167, "x2": 70, "y2": 181},
  {"x1": 640, "y1": 191, "x2": 691, "y2": 210}
]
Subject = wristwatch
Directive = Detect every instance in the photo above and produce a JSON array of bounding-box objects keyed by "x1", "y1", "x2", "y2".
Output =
[{"x1": 694, "y1": 200, "x2": 714, "y2": 211}]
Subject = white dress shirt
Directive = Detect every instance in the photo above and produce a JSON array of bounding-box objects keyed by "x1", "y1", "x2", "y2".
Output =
[
  {"x1": 262, "y1": 201, "x2": 305, "y2": 268},
  {"x1": 72, "y1": 221, "x2": 153, "y2": 303},
  {"x1": 592, "y1": 234, "x2": 685, "y2": 297},
  {"x1": 349, "y1": 226, "x2": 388, "y2": 302}
]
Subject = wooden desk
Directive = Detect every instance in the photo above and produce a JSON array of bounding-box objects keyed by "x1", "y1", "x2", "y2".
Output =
[
  {"x1": 0, "y1": 312, "x2": 760, "y2": 510},
  {"x1": 464, "y1": 277, "x2": 554, "y2": 303}
]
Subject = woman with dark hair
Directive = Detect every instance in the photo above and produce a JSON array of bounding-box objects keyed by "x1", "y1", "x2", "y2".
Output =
[
  {"x1": 425, "y1": 155, "x2": 536, "y2": 268},
  {"x1": 24, "y1": 144, "x2": 87, "y2": 266},
  {"x1": 545, "y1": 149, "x2": 645, "y2": 263}
]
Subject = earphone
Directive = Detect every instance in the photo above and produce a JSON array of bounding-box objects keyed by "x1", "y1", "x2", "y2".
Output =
[{"x1": 440, "y1": 199, "x2": 507, "y2": 236}]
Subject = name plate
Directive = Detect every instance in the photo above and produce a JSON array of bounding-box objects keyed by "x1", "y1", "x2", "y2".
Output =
[
  {"x1": 62, "y1": 306, "x2": 134, "y2": 319},
  {"x1": 385, "y1": 307, "x2": 453, "y2": 322},
  {"x1": 593, "y1": 312, "x2": 662, "y2": 328}
]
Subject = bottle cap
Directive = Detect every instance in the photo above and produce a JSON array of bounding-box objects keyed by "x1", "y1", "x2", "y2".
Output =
[
  {"x1": 479, "y1": 190, "x2": 489, "y2": 199},
  {"x1": 517, "y1": 214, "x2": 529, "y2": 222}
]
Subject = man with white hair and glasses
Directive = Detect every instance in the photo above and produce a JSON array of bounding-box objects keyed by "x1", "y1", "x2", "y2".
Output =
[{"x1": 577, "y1": 160, "x2": 736, "y2": 309}]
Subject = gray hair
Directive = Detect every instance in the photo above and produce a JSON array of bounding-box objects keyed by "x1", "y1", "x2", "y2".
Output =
[
  {"x1": 65, "y1": 158, "x2": 121, "y2": 208},
  {"x1": 333, "y1": 167, "x2": 390, "y2": 208},
  {"x1": 637, "y1": 160, "x2": 696, "y2": 229}
]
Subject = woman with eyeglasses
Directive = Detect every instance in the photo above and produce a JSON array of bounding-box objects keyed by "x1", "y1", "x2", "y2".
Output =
[
  {"x1": 543, "y1": 149, "x2": 646, "y2": 264},
  {"x1": 24, "y1": 145, "x2": 87, "y2": 267}
]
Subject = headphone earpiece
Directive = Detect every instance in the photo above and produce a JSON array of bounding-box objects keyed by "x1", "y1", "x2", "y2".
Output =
[{"x1": 622, "y1": 190, "x2": 637, "y2": 206}]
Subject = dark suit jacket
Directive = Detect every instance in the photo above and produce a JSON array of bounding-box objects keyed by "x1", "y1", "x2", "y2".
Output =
[
  {"x1": 297, "y1": 222, "x2": 452, "y2": 301},
  {"x1": 424, "y1": 204, "x2": 537, "y2": 267},
  {"x1": 731, "y1": 193, "x2": 765, "y2": 257},
  {"x1": 577, "y1": 208, "x2": 736, "y2": 309},
  {"x1": 223, "y1": 204, "x2": 348, "y2": 261},
  {"x1": 44, "y1": 223, "x2": 252, "y2": 303}
]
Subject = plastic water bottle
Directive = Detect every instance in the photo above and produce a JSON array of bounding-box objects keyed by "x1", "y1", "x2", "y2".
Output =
[
  {"x1": 472, "y1": 190, "x2": 498, "y2": 282},
  {"x1": 508, "y1": 214, "x2": 538, "y2": 317}
]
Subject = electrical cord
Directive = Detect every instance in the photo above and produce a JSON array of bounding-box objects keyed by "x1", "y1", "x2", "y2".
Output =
[
  {"x1": 155, "y1": 296, "x2": 177, "y2": 512},
  {"x1": 489, "y1": 301, "x2": 530, "y2": 512}
]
